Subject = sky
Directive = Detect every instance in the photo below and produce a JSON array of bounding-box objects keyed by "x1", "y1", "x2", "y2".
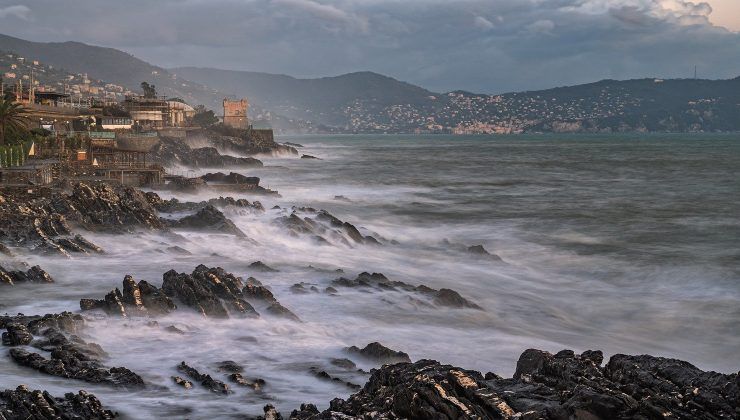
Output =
[{"x1": 0, "y1": 0, "x2": 739, "y2": 93}]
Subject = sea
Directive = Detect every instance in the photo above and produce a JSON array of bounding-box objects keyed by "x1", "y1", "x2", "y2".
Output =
[{"x1": 1, "y1": 133, "x2": 739, "y2": 418}]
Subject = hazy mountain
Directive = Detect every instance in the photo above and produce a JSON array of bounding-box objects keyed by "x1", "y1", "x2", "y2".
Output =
[
  {"x1": 0, "y1": 33, "x2": 221, "y2": 107},
  {"x1": 173, "y1": 67, "x2": 437, "y2": 126},
  {"x1": 2, "y1": 33, "x2": 739, "y2": 134}
]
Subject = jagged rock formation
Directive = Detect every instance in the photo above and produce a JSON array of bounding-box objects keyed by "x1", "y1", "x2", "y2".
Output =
[
  {"x1": 81, "y1": 266, "x2": 298, "y2": 321},
  {"x1": 292, "y1": 349, "x2": 738, "y2": 419},
  {"x1": 166, "y1": 205, "x2": 247, "y2": 237},
  {"x1": 273, "y1": 207, "x2": 381, "y2": 246},
  {"x1": 150, "y1": 136, "x2": 263, "y2": 168},
  {"x1": 332, "y1": 272, "x2": 482, "y2": 310},
  {"x1": 150, "y1": 194, "x2": 265, "y2": 214},
  {"x1": 0, "y1": 183, "x2": 163, "y2": 256},
  {"x1": 80, "y1": 275, "x2": 176, "y2": 317},
  {"x1": 0, "y1": 385, "x2": 117, "y2": 419},
  {"x1": 176, "y1": 362, "x2": 230, "y2": 394},
  {"x1": 0, "y1": 264, "x2": 53, "y2": 286},
  {"x1": 345, "y1": 342, "x2": 411, "y2": 364},
  {"x1": 0, "y1": 312, "x2": 145, "y2": 389},
  {"x1": 201, "y1": 172, "x2": 260, "y2": 185}
]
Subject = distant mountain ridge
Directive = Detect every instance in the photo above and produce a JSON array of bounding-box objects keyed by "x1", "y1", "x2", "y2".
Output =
[{"x1": 2, "y1": 33, "x2": 739, "y2": 134}]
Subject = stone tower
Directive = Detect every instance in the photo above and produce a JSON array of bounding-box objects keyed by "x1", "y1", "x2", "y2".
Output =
[{"x1": 223, "y1": 98, "x2": 249, "y2": 129}]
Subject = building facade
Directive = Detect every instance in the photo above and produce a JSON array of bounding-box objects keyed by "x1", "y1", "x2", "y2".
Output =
[{"x1": 223, "y1": 98, "x2": 249, "y2": 129}]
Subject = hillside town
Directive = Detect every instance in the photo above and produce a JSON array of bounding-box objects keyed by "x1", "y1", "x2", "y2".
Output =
[{"x1": 0, "y1": 53, "x2": 284, "y2": 197}]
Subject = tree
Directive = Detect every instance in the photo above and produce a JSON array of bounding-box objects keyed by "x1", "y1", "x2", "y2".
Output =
[
  {"x1": 0, "y1": 98, "x2": 29, "y2": 146},
  {"x1": 192, "y1": 105, "x2": 219, "y2": 127},
  {"x1": 140, "y1": 82, "x2": 157, "y2": 98}
]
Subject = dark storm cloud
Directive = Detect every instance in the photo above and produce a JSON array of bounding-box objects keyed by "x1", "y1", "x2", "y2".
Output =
[{"x1": 0, "y1": 0, "x2": 738, "y2": 93}]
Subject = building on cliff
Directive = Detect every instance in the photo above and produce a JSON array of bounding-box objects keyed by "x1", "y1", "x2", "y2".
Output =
[{"x1": 223, "y1": 98, "x2": 249, "y2": 129}]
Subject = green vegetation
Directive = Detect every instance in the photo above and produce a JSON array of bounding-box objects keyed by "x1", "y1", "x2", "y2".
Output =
[
  {"x1": 0, "y1": 98, "x2": 29, "y2": 146},
  {"x1": 140, "y1": 82, "x2": 157, "y2": 98},
  {"x1": 192, "y1": 105, "x2": 219, "y2": 127}
]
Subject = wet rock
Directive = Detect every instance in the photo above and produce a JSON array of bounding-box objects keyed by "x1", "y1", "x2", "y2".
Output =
[
  {"x1": 164, "y1": 325, "x2": 186, "y2": 335},
  {"x1": 150, "y1": 136, "x2": 263, "y2": 169},
  {"x1": 177, "y1": 362, "x2": 230, "y2": 394},
  {"x1": 309, "y1": 367, "x2": 361, "y2": 390},
  {"x1": 345, "y1": 342, "x2": 411, "y2": 364},
  {"x1": 468, "y1": 244, "x2": 503, "y2": 261},
  {"x1": 332, "y1": 272, "x2": 483, "y2": 310},
  {"x1": 283, "y1": 142, "x2": 304, "y2": 148},
  {"x1": 229, "y1": 373, "x2": 266, "y2": 391},
  {"x1": 0, "y1": 264, "x2": 54, "y2": 286},
  {"x1": 289, "y1": 403, "x2": 319, "y2": 420},
  {"x1": 80, "y1": 276, "x2": 176, "y2": 317},
  {"x1": 249, "y1": 261, "x2": 278, "y2": 272},
  {"x1": 260, "y1": 404, "x2": 283, "y2": 420},
  {"x1": 216, "y1": 361, "x2": 244, "y2": 373},
  {"x1": 0, "y1": 385, "x2": 117, "y2": 419},
  {"x1": 169, "y1": 205, "x2": 246, "y2": 237},
  {"x1": 333, "y1": 195, "x2": 351, "y2": 202},
  {"x1": 2, "y1": 323, "x2": 33, "y2": 346},
  {"x1": 155, "y1": 196, "x2": 264, "y2": 213},
  {"x1": 172, "y1": 376, "x2": 193, "y2": 389},
  {"x1": 243, "y1": 283, "x2": 300, "y2": 322},
  {"x1": 432, "y1": 288, "x2": 483, "y2": 310},
  {"x1": 316, "y1": 359, "x2": 510, "y2": 419},
  {"x1": 201, "y1": 172, "x2": 260, "y2": 185},
  {"x1": 329, "y1": 358, "x2": 357, "y2": 370},
  {"x1": 161, "y1": 265, "x2": 258, "y2": 318},
  {"x1": 273, "y1": 208, "x2": 382, "y2": 246},
  {"x1": 166, "y1": 245, "x2": 191, "y2": 255},
  {"x1": 300, "y1": 155, "x2": 320, "y2": 160},
  {"x1": 10, "y1": 348, "x2": 144, "y2": 388}
]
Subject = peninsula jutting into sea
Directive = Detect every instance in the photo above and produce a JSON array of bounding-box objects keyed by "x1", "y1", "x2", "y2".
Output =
[{"x1": 0, "y1": 3, "x2": 739, "y2": 418}]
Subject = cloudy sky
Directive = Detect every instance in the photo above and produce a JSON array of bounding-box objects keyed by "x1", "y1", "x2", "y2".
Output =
[{"x1": 1, "y1": 0, "x2": 739, "y2": 93}]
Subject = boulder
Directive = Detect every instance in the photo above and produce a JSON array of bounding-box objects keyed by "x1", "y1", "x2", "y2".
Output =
[
  {"x1": 345, "y1": 342, "x2": 411, "y2": 364},
  {"x1": 169, "y1": 205, "x2": 246, "y2": 237},
  {"x1": 0, "y1": 385, "x2": 116, "y2": 419}
]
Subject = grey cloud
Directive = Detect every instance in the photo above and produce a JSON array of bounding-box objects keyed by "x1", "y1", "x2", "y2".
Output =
[{"x1": 0, "y1": 0, "x2": 738, "y2": 93}]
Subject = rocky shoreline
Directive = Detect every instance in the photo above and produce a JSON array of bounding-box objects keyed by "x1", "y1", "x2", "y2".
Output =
[{"x1": 1, "y1": 143, "x2": 737, "y2": 419}]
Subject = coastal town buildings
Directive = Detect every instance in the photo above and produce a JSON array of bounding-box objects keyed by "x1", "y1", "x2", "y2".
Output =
[{"x1": 223, "y1": 98, "x2": 249, "y2": 129}]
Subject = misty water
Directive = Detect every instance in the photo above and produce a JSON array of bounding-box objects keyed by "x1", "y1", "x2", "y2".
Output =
[{"x1": 2, "y1": 134, "x2": 739, "y2": 418}]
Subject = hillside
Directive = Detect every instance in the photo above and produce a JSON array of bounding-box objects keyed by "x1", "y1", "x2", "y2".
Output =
[
  {"x1": 174, "y1": 67, "x2": 437, "y2": 126},
  {"x1": 2, "y1": 33, "x2": 739, "y2": 134},
  {"x1": 0, "y1": 34, "x2": 221, "y2": 108}
]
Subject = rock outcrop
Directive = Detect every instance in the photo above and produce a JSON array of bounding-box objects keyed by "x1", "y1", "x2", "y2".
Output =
[
  {"x1": 0, "y1": 264, "x2": 53, "y2": 286},
  {"x1": 80, "y1": 266, "x2": 299, "y2": 322},
  {"x1": 293, "y1": 349, "x2": 738, "y2": 419},
  {"x1": 273, "y1": 207, "x2": 381, "y2": 246},
  {"x1": 345, "y1": 342, "x2": 411, "y2": 364},
  {"x1": 167, "y1": 205, "x2": 247, "y2": 237},
  {"x1": 149, "y1": 136, "x2": 263, "y2": 168},
  {"x1": 0, "y1": 385, "x2": 117, "y2": 419},
  {"x1": 1, "y1": 312, "x2": 145, "y2": 389},
  {"x1": 332, "y1": 272, "x2": 482, "y2": 310}
]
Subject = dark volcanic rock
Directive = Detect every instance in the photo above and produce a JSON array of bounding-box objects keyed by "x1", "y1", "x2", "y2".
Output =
[
  {"x1": 432, "y1": 288, "x2": 483, "y2": 310},
  {"x1": 0, "y1": 182, "x2": 166, "y2": 256},
  {"x1": 468, "y1": 244, "x2": 503, "y2": 261},
  {"x1": 80, "y1": 275, "x2": 176, "y2": 317},
  {"x1": 9, "y1": 348, "x2": 144, "y2": 388},
  {"x1": 332, "y1": 272, "x2": 483, "y2": 310},
  {"x1": 1, "y1": 312, "x2": 144, "y2": 389},
  {"x1": 296, "y1": 352, "x2": 739, "y2": 419},
  {"x1": 345, "y1": 342, "x2": 411, "y2": 364},
  {"x1": 154, "y1": 196, "x2": 264, "y2": 214},
  {"x1": 150, "y1": 136, "x2": 263, "y2": 168},
  {"x1": 162, "y1": 265, "x2": 258, "y2": 318},
  {"x1": 273, "y1": 208, "x2": 381, "y2": 246},
  {"x1": 0, "y1": 264, "x2": 54, "y2": 286},
  {"x1": 177, "y1": 362, "x2": 230, "y2": 394},
  {"x1": 201, "y1": 172, "x2": 260, "y2": 185},
  {"x1": 249, "y1": 261, "x2": 278, "y2": 272},
  {"x1": 2, "y1": 323, "x2": 33, "y2": 346},
  {"x1": 0, "y1": 385, "x2": 116, "y2": 419},
  {"x1": 169, "y1": 205, "x2": 246, "y2": 237},
  {"x1": 300, "y1": 154, "x2": 320, "y2": 160},
  {"x1": 172, "y1": 376, "x2": 193, "y2": 389},
  {"x1": 242, "y1": 282, "x2": 300, "y2": 321}
]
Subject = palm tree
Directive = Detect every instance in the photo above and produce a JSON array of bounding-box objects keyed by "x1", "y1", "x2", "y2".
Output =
[{"x1": 0, "y1": 98, "x2": 29, "y2": 146}]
